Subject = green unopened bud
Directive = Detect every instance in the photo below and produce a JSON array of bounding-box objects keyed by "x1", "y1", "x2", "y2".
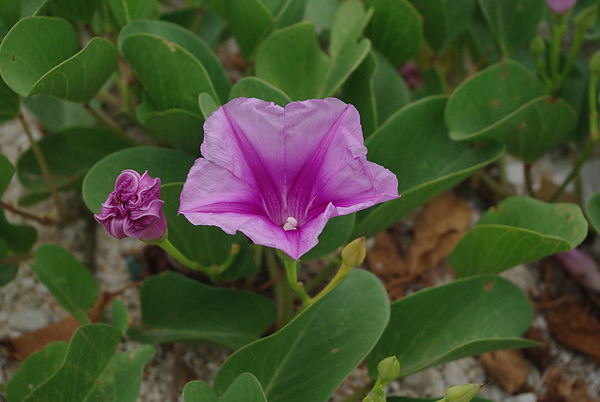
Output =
[
  {"x1": 438, "y1": 383, "x2": 483, "y2": 402},
  {"x1": 377, "y1": 356, "x2": 400, "y2": 384},
  {"x1": 591, "y1": 50, "x2": 600, "y2": 77},
  {"x1": 529, "y1": 35, "x2": 546, "y2": 57},
  {"x1": 341, "y1": 236, "x2": 367, "y2": 267},
  {"x1": 575, "y1": 4, "x2": 598, "y2": 31}
]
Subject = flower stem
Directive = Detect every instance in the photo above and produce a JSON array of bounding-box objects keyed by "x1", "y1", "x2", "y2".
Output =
[
  {"x1": 278, "y1": 251, "x2": 310, "y2": 304},
  {"x1": 266, "y1": 248, "x2": 293, "y2": 327},
  {"x1": 554, "y1": 27, "x2": 585, "y2": 91},
  {"x1": 549, "y1": 18, "x2": 567, "y2": 82},
  {"x1": 19, "y1": 113, "x2": 64, "y2": 220},
  {"x1": 524, "y1": 163, "x2": 535, "y2": 197},
  {"x1": 155, "y1": 238, "x2": 213, "y2": 276},
  {"x1": 84, "y1": 103, "x2": 135, "y2": 145},
  {"x1": 306, "y1": 261, "x2": 353, "y2": 307}
]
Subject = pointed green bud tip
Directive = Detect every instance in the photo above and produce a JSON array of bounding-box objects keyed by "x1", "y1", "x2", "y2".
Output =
[
  {"x1": 442, "y1": 383, "x2": 483, "y2": 402},
  {"x1": 377, "y1": 356, "x2": 400, "y2": 384},
  {"x1": 341, "y1": 236, "x2": 367, "y2": 267},
  {"x1": 529, "y1": 35, "x2": 546, "y2": 57},
  {"x1": 591, "y1": 49, "x2": 600, "y2": 76},
  {"x1": 575, "y1": 4, "x2": 598, "y2": 31}
]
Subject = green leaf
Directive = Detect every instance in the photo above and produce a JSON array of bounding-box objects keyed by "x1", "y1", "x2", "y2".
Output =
[
  {"x1": 0, "y1": 74, "x2": 19, "y2": 124},
  {"x1": 199, "y1": 92, "x2": 219, "y2": 119},
  {"x1": 16, "y1": 127, "x2": 132, "y2": 205},
  {"x1": 15, "y1": 324, "x2": 153, "y2": 402},
  {"x1": 0, "y1": 209, "x2": 37, "y2": 254},
  {"x1": 23, "y1": 96, "x2": 94, "y2": 131},
  {"x1": 448, "y1": 197, "x2": 588, "y2": 277},
  {"x1": 256, "y1": 20, "x2": 370, "y2": 100},
  {"x1": 118, "y1": 19, "x2": 230, "y2": 104},
  {"x1": 229, "y1": 77, "x2": 292, "y2": 107},
  {"x1": 363, "y1": 0, "x2": 422, "y2": 66},
  {"x1": 111, "y1": 299, "x2": 129, "y2": 334},
  {"x1": 352, "y1": 96, "x2": 503, "y2": 238},
  {"x1": 329, "y1": 0, "x2": 372, "y2": 60},
  {"x1": 32, "y1": 244, "x2": 99, "y2": 323},
  {"x1": 302, "y1": 214, "x2": 356, "y2": 261},
  {"x1": 341, "y1": 51, "x2": 378, "y2": 137},
  {"x1": 128, "y1": 272, "x2": 275, "y2": 349},
  {"x1": 0, "y1": 154, "x2": 14, "y2": 195},
  {"x1": 82, "y1": 146, "x2": 196, "y2": 214},
  {"x1": 388, "y1": 397, "x2": 493, "y2": 402},
  {"x1": 108, "y1": 0, "x2": 155, "y2": 27},
  {"x1": 120, "y1": 33, "x2": 218, "y2": 113},
  {"x1": 161, "y1": 7, "x2": 225, "y2": 49},
  {"x1": 226, "y1": 0, "x2": 273, "y2": 60},
  {"x1": 305, "y1": 0, "x2": 339, "y2": 30},
  {"x1": 0, "y1": 17, "x2": 117, "y2": 103},
  {"x1": 409, "y1": 0, "x2": 476, "y2": 52},
  {"x1": 6, "y1": 342, "x2": 68, "y2": 402},
  {"x1": 270, "y1": 0, "x2": 308, "y2": 29},
  {"x1": 138, "y1": 107, "x2": 204, "y2": 154},
  {"x1": 256, "y1": 22, "x2": 328, "y2": 100},
  {"x1": 367, "y1": 275, "x2": 536, "y2": 378},
  {"x1": 587, "y1": 192, "x2": 600, "y2": 234},
  {"x1": 477, "y1": 0, "x2": 545, "y2": 56},
  {"x1": 50, "y1": 0, "x2": 102, "y2": 22},
  {"x1": 183, "y1": 381, "x2": 220, "y2": 402},
  {"x1": 213, "y1": 269, "x2": 390, "y2": 402},
  {"x1": 161, "y1": 184, "x2": 258, "y2": 281},
  {"x1": 445, "y1": 61, "x2": 577, "y2": 162},
  {"x1": 0, "y1": 0, "x2": 21, "y2": 28},
  {"x1": 0, "y1": 263, "x2": 18, "y2": 287},
  {"x1": 371, "y1": 49, "x2": 409, "y2": 126}
]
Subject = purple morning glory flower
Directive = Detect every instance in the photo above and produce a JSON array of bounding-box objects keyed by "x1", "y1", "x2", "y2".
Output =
[
  {"x1": 546, "y1": 0, "x2": 576, "y2": 14},
  {"x1": 179, "y1": 98, "x2": 399, "y2": 260},
  {"x1": 95, "y1": 169, "x2": 167, "y2": 242}
]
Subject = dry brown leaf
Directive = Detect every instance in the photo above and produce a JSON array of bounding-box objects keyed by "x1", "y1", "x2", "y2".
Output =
[
  {"x1": 544, "y1": 298, "x2": 600, "y2": 363},
  {"x1": 535, "y1": 174, "x2": 578, "y2": 204},
  {"x1": 480, "y1": 349, "x2": 529, "y2": 394},
  {"x1": 407, "y1": 191, "x2": 472, "y2": 275},
  {"x1": 5, "y1": 293, "x2": 108, "y2": 360},
  {"x1": 545, "y1": 366, "x2": 596, "y2": 402},
  {"x1": 366, "y1": 231, "x2": 406, "y2": 277}
]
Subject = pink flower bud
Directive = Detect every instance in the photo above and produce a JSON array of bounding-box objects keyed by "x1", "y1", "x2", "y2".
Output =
[
  {"x1": 554, "y1": 248, "x2": 600, "y2": 292},
  {"x1": 546, "y1": 0, "x2": 576, "y2": 14},
  {"x1": 95, "y1": 169, "x2": 167, "y2": 242}
]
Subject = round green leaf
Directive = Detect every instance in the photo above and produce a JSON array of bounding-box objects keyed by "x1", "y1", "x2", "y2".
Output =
[
  {"x1": 118, "y1": 19, "x2": 230, "y2": 104},
  {"x1": 120, "y1": 33, "x2": 218, "y2": 114},
  {"x1": 139, "y1": 107, "x2": 204, "y2": 154},
  {"x1": 23, "y1": 96, "x2": 94, "y2": 131},
  {"x1": 229, "y1": 77, "x2": 292, "y2": 107},
  {"x1": 477, "y1": 0, "x2": 545, "y2": 56},
  {"x1": 50, "y1": 0, "x2": 102, "y2": 22},
  {"x1": 15, "y1": 324, "x2": 154, "y2": 402},
  {"x1": 363, "y1": 0, "x2": 422, "y2": 66},
  {"x1": 183, "y1": 381, "x2": 220, "y2": 402},
  {"x1": 0, "y1": 263, "x2": 18, "y2": 287},
  {"x1": 0, "y1": 74, "x2": 19, "y2": 124},
  {"x1": 213, "y1": 269, "x2": 390, "y2": 402},
  {"x1": 0, "y1": 17, "x2": 117, "y2": 103},
  {"x1": 587, "y1": 192, "x2": 600, "y2": 234},
  {"x1": 226, "y1": 0, "x2": 274, "y2": 60},
  {"x1": 352, "y1": 96, "x2": 503, "y2": 238},
  {"x1": 32, "y1": 244, "x2": 99, "y2": 323},
  {"x1": 107, "y1": 0, "x2": 156, "y2": 27},
  {"x1": 0, "y1": 0, "x2": 21, "y2": 28},
  {"x1": 82, "y1": 146, "x2": 196, "y2": 214},
  {"x1": 367, "y1": 275, "x2": 537, "y2": 378},
  {"x1": 161, "y1": 184, "x2": 258, "y2": 281},
  {"x1": 449, "y1": 197, "x2": 588, "y2": 277},
  {"x1": 0, "y1": 209, "x2": 37, "y2": 255},
  {"x1": 220, "y1": 373, "x2": 268, "y2": 402},
  {"x1": 0, "y1": 154, "x2": 14, "y2": 196},
  {"x1": 128, "y1": 272, "x2": 276, "y2": 349}
]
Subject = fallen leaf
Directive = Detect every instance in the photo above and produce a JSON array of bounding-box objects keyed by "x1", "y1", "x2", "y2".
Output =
[
  {"x1": 407, "y1": 191, "x2": 472, "y2": 275},
  {"x1": 544, "y1": 297, "x2": 600, "y2": 363},
  {"x1": 4, "y1": 293, "x2": 108, "y2": 360},
  {"x1": 480, "y1": 349, "x2": 529, "y2": 394},
  {"x1": 535, "y1": 174, "x2": 578, "y2": 204},
  {"x1": 366, "y1": 231, "x2": 406, "y2": 277},
  {"x1": 544, "y1": 366, "x2": 596, "y2": 402}
]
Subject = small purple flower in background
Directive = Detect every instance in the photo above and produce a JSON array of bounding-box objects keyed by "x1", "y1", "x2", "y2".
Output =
[
  {"x1": 546, "y1": 0, "x2": 576, "y2": 14},
  {"x1": 179, "y1": 98, "x2": 399, "y2": 260},
  {"x1": 95, "y1": 169, "x2": 167, "y2": 242},
  {"x1": 554, "y1": 248, "x2": 600, "y2": 292},
  {"x1": 399, "y1": 62, "x2": 423, "y2": 90}
]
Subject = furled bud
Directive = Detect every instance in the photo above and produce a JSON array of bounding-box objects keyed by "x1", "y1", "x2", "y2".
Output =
[
  {"x1": 575, "y1": 4, "x2": 598, "y2": 31},
  {"x1": 555, "y1": 248, "x2": 600, "y2": 291},
  {"x1": 95, "y1": 169, "x2": 167, "y2": 242},
  {"x1": 377, "y1": 356, "x2": 400, "y2": 384},
  {"x1": 341, "y1": 237, "x2": 367, "y2": 267},
  {"x1": 438, "y1": 384, "x2": 483, "y2": 402},
  {"x1": 546, "y1": 0, "x2": 576, "y2": 14}
]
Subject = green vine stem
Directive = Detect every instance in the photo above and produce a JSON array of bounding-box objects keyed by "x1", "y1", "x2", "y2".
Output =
[
  {"x1": 279, "y1": 252, "x2": 310, "y2": 304},
  {"x1": 266, "y1": 247, "x2": 293, "y2": 328},
  {"x1": 19, "y1": 113, "x2": 64, "y2": 220},
  {"x1": 549, "y1": 16, "x2": 567, "y2": 82},
  {"x1": 84, "y1": 103, "x2": 136, "y2": 145}
]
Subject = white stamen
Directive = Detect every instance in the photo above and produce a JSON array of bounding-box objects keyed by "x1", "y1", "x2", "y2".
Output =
[{"x1": 283, "y1": 216, "x2": 298, "y2": 231}]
